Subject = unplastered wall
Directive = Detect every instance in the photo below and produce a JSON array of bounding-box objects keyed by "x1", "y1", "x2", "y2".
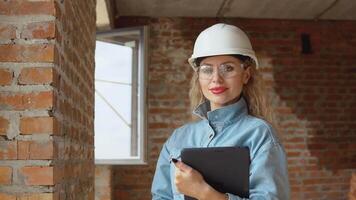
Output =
[
  {"x1": 111, "y1": 17, "x2": 356, "y2": 200},
  {"x1": 0, "y1": 1, "x2": 96, "y2": 199},
  {"x1": 95, "y1": 166, "x2": 112, "y2": 200}
]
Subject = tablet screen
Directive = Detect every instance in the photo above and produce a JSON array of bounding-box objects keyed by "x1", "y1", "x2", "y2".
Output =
[{"x1": 181, "y1": 146, "x2": 250, "y2": 199}]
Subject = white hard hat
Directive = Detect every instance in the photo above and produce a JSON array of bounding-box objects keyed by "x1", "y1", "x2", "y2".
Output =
[{"x1": 188, "y1": 23, "x2": 259, "y2": 70}]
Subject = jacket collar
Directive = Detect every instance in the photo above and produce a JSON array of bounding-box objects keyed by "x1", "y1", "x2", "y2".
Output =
[{"x1": 193, "y1": 97, "x2": 248, "y2": 124}]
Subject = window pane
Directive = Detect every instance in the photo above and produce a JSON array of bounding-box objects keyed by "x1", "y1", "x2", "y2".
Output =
[
  {"x1": 94, "y1": 40, "x2": 133, "y2": 159},
  {"x1": 95, "y1": 26, "x2": 147, "y2": 164},
  {"x1": 94, "y1": 92, "x2": 131, "y2": 159},
  {"x1": 95, "y1": 41, "x2": 132, "y2": 84},
  {"x1": 95, "y1": 82, "x2": 132, "y2": 123}
]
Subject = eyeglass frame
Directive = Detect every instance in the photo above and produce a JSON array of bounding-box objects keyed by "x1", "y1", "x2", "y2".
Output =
[{"x1": 197, "y1": 62, "x2": 249, "y2": 80}]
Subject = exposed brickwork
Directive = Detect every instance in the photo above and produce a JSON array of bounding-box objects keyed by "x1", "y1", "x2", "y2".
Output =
[
  {"x1": 18, "y1": 140, "x2": 54, "y2": 160},
  {"x1": 0, "y1": 166, "x2": 12, "y2": 185},
  {"x1": 0, "y1": 24, "x2": 17, "y2": 39},
  {"x1": 0, "y1": 141, "x2": 17, "y2": 160},
  {"x1": 0, "y1": 0, "x2": 96, "y2": 200},
  {"x1": 19, "y1": 166, "x2": 54, "y2": 186},
  {"x1": 0, "y1": 1, "x2": 55, "y2": 16},
  {"x1": 113, "y1": 17, "x2": 356, "y2": 200},
  {"x1": 350, "y1": 173, "x2": 356, "y2": 200},
  {"x1": 0, "y1": 68, "x2": 13, "y2": 85},
  {"x1": 0, "y1": 193, "x2": 57, "y2": 200},
  {"x1": 95, "y1": 166, "x2": 112, "y2": 200},
  {"x1": 20, "y1": 117, "x2": 55, "y2": 135},
  {"x1": 0, "y1": 91, "x2": 53, "y2": 110},
  {"x1": 17, "y1": 193, "x2": 57, "y2": 200},
  {"x1": 0, "y1": 193, "x2": 16, "y2": 200},
  {"x1": 52, "y1": 0, "x2": 96, "y2": 199},
  {"x1": 0, "y1": 44, "x2": 55, "y2": 62},
  {"x1": 18, "y1": 67, "x2": 53, "y2": 85},
  {"x1": 0, "y1": 116, "x2": 9, "y2": 135},
  {"x1": 21, "y1": 22, "x2": 56, "y2": 39}
]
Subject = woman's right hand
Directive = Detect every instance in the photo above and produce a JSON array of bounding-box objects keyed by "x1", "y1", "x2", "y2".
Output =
[{"x1": 173, "y1": 160, "x2": 228, "y2": 200}]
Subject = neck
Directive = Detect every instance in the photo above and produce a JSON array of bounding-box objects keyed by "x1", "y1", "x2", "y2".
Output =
[{"x1": 210, "y1": 95, "x2": 242, "y2": 111}]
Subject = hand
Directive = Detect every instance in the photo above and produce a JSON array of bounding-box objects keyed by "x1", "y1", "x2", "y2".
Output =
[{"x1": 173, "y1": 159, "x2": 208, "y2": 199}]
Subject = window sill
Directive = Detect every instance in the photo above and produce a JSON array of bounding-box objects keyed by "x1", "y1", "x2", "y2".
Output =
[{"x1": 95, "y1": 158, "x2": 147, "y2": 165}]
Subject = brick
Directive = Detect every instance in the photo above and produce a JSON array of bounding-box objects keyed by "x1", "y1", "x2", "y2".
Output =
[
  {"x1": 0, "y1": 141, "x2": 17, "y2": 160},
  {"x1": 95, "y1": 187, "x2": 111, "y2": 200},
  {"x1": 0, "y1": 69, "x2": 13, "y2": 86},
  {"x1": 350, "y1": 173, "x2": 356, "y2": 200},
  {"x1": 114, "y1": 190, "x2": 129, "y2": 200},
  {"x1": 148, "y1": 123, "x2": 170, "y2": 129},
  {"x1": 17, "y1": 141, "x2": 30, "y2": 160},
  {"x1": 287, "y1": 151, "x2": 301, "y2": 157},
  {"x1": 18, "y1": 67, "x2": 53, "y2": 85},
  {"x1": 30, "y1": 141, "x2": 54, "y2": 159},
  {"x1": 95, "y1": 166, "x2": 112, "y2": 200},
  {"x1": 275, "y1": 107, "x2": 293, "y2": 114},
  {"x1": 21, "y1": 21, "x2": 55, "y2": 39},
  {"x1": 0, "y1": 44, "x2": 54, "y2": 62},
  {"x1": 19, "y1": 166, "x2": 54, "y2": 186},
  {"x1": 0, "y1": 166, "x2": 12, "y2": 185},
  {"x1": 0, "y1": 91, "x2": 53, "y2": 110},
  {"x1": 0, "y1": 116, "x2": 9, "y2": 135},
  {"x1": 20, "y1": 117, "x2": 54, "y2": 135},
  {"x1": 0, "y1": 193, "x2": 16, "y2": 200},
  {"x1": 0, "y1": 24, "x2": 16, "y2": 39},
  {"x1": 0, "y1": 1, "x2": 55, "y2": 16},
  {"x1": 17, "y1": 193, "x2": 56, "y2": 200},
  {"x1": 18, "y1": 140, "x2": 54, "y2": 160},
  {"x1": 95, "y1": 166, "x2": 111, "y2": 187}
]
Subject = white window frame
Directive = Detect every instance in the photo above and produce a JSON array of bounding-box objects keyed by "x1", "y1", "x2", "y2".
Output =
[{"x1": 95, "y1": 26, "x2": 148, "y2": 165}]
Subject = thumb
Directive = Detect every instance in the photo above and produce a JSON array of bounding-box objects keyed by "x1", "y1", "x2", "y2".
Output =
[{"x1": 174, "y1": 160, "x2": 192, "y2": 172}]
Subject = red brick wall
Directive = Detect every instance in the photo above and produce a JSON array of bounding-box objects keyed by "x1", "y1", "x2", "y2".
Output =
[
  {"x1": 112, "y1": 17, "x2": 356, "y2": 200},
  {"x1": 95, "y1": 166, "x2": 113, "y2": 200},
  {"x1": 0, "y1": 0, "x2": 96, "y2": 199},
  {"x1": 350, "y1": 173, "x2": 356, "y2": 200}
]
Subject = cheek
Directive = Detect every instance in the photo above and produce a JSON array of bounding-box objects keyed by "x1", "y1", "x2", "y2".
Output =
[
  {"x1": 227, "y1": 78, "x2": 244, "y2": 93},
  {"x1": 198, "y1": 80, "x2": 208, "y2": 94},
  {"x1": 225, "y1": 76, "x2": 244, "y2": 89}
]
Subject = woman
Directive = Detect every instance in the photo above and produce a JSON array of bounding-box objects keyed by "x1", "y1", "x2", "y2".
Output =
[{"x1": 151, "y1": 23, "x2": 290, "y2": 200}]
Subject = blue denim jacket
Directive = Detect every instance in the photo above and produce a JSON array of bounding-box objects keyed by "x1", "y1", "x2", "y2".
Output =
[{"x1": 151, "y1": 98, "x2": 290, "y2": 200}]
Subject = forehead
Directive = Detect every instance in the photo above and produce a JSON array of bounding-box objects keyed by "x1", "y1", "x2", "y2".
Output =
[{"x1": 200, "y1": 55, "x2": 242, "y2": 65}]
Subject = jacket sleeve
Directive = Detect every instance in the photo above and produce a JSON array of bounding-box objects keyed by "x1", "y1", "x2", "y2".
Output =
[
  {"x1": 226, "y1": 143, "x2": 290, "y2": 200},
  {"x1": 151, "y1": 142, "x2": 173, "y2": 200}
]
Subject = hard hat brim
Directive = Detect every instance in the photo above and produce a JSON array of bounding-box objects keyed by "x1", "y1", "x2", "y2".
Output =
[{"x1": 188, "y1": 51, "x2": 259, "y2": 71}]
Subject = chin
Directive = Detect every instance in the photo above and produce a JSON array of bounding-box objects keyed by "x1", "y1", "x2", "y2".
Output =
[{"x1": 211, "y1": 95, "x2": 239, "y2": 105}]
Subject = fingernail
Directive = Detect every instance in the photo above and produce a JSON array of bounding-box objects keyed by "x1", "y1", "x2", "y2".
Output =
[{"x1": 171, "y1": 158, "x2": 178, "y2": 163}]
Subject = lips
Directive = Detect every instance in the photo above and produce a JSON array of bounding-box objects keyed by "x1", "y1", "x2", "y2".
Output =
[{"x1": 209, "y1": 87, "x2": 228, "y2": 94}]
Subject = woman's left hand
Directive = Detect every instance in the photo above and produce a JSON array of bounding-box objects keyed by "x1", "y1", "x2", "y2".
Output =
[{"x1": 173, "y1": 160, "x2": 209, "y2": 199}]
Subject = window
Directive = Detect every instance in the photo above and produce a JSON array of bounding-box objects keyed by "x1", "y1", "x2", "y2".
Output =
[{"x1": 94, "y1": 26, "x2": 148, "y2": 165}]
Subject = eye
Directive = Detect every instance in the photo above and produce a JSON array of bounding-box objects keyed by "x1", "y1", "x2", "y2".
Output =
[
  {"x1": 199, "y1": 65, "x2": 213, "y2": 74},
  {"x1": 222, "y1": 64, "x2": 235, "y2": 72}
]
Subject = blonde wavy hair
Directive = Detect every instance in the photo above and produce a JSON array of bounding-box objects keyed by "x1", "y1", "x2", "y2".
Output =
[{"x1": 189, "y1": 55, "x2": 276, "y2": 128}]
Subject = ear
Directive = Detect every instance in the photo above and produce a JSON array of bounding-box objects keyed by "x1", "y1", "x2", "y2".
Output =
[{"x1": 243, "y1": 67, "x2": 251, "y2": 84}]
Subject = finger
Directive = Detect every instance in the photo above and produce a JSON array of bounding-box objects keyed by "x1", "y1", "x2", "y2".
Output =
[{"x1": 174, "y1": 160, "x2": 192, "y2": 173}]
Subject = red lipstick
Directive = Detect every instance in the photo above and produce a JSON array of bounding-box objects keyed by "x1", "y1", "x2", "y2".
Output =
[{"x1": 209, "y1": 87, "x2": 227, "y2": 94}]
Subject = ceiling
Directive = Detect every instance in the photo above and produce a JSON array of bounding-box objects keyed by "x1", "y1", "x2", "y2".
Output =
[{"x1": 112, "y1": 0, "x2": 356, "y2": 20}]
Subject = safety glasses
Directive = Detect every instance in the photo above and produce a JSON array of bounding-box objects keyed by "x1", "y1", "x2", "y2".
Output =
[{"x1": 198, "y1": 63, "x2": 244, "y2": 80}]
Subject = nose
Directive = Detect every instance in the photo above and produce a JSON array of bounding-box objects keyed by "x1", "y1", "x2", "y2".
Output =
[{"x1": 210, "y1": 68, "x2": 223, "y2": 83}]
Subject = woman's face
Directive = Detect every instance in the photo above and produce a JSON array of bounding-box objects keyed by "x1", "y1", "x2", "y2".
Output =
[{"x1": 198, "y1": 55, "x2": 251, "y2": 111}]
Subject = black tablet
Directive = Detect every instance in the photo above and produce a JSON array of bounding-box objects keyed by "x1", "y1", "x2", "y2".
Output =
[{"x1": 181, "y1": 146, "x2": 250, "y2": 200}]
